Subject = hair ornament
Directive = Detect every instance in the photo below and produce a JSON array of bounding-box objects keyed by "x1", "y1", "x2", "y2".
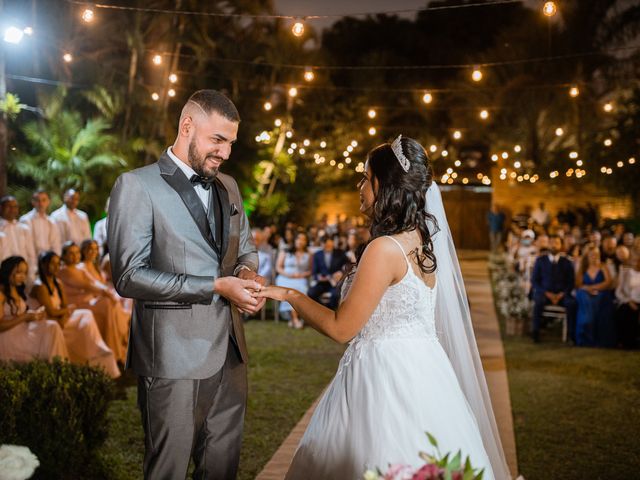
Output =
[{"x1": 391, "y1": 134, "x2": 410, "y2": 172}]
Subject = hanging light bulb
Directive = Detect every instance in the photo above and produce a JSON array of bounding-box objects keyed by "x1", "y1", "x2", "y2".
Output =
[
  {"x1": 603, "y1": 102, "x2": 613, "y2": 112},
  {"x1": 303, "y1": 68, "x2": 314, "y2": 82},
  {"x1": 555, "y1": 127, "x2": 564, "y2": 136},
  {"x1": 151, "y1": 92, "x2": 160, "y2": 101},
  {"x1": 152, "y1": 54, "x2": 162, "y2": 66},
  {"x1": 274, "y1": 118, "x2": 282, "y2": 127},
  {"x1": 368, "y1": 127, "x2": 376, "y2": 136},
  {"x1": 263, "y1": 101, "x2": 272, "y2": 111},
  {"x1": 422, "y1": 92, "x2": 433, "y2": 104},
  {"x1": 604, "y1": 138, "x2": 612, "y2": 147},
  {"x1": 453, "y1": 130, "x2": 462, "y2": 140},
  {"x1": 320, "y1": 140, "x2": 327, "y2": 148},
  {"x1": 169, "y1": 73, "x2": 178, "y2": 84},
  {"x1": 63, "y1": 53, "x2": 73, "y2": 63},
  {"x1": 471, "y1": 67, "x2": 483, "y2": 82},
  {"x1": 569, "y1": 86, "x2": 580, "y2": 97},
  {"x1": 291, "y1": 20, "x2": 305, "y2": 37},
  {"x1": 82, "y1": 8, "x2": 95, "y2": 23},
  {"x1": 514, "y1": 145, "x2": 522, "y2": 153},
  {"x1": 543, "y1": 1, "x2": 557, "y2": 17},
  {"x1": 429, "y1": 145, "x2": 437, "y2": 153},
  {"x1": 288, "y1": 87, "x2": 298, "y2": 97},
  {"x1": 368, "y1": 109, "x2": 376, "y2": 119},
  {"x1": 479, "y1": 109, "x2": 489, "y2": 120},
  {"x1": 167, "y1": 88, "x2": 176, "y2": 97},
  {"x1": 303, "y1": 139, "x2": 310, "y2": 147}
]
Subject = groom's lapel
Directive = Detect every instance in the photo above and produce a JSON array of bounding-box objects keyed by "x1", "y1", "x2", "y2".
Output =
[
  {"x1": 213, "y1": 177, "x2": 231, "y2": 260},
  {"x1": 158, "y1": 152, "x2": 220, "y2": 257}
]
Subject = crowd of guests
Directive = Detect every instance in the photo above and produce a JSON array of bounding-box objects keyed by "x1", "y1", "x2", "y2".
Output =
[
  {"x1": 251, "y1": 216, "x2": 369, "y2": 328},
  {"x1": 494, "y1": 201, "x2": 640, "y2": 348},
  {"x1": 0, "y1": 189, "x2": 129, "y2": 378}
]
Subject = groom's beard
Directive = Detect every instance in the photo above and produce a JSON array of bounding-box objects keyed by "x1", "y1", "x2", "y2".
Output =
[{"x1": 188, "y1": 138, "x2": 223, "y2": 180}]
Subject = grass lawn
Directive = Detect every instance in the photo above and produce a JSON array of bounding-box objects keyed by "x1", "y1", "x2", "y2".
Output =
[{"x1": 96, "y1": 320, "x2": 345, "y2": 479}]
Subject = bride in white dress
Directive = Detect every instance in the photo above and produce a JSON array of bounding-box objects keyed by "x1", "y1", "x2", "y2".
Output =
[{"x1": 255, "y1": 136, "x2": 511, "y2": 479}]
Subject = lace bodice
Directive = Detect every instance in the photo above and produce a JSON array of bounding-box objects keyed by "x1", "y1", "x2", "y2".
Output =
[{"x1": 337, "y1": 237, "x2": 438, "y2": 374}]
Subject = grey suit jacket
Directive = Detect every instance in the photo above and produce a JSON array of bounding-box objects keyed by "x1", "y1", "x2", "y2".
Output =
[{"x1": 108, "y1": 151, "x2": 258, "y2": 379}]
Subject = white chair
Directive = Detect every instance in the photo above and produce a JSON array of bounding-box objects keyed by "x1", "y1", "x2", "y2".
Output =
[{"x1": 542, "y1": 304, "x2": 568, "y2": 342}]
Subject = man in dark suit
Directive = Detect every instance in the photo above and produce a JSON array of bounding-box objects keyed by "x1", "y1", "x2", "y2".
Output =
[
  {"x1": 308, "y1": 236, "x2": 348, "y2": 309},
  {"x1": 531, "y1": 235, "x2": 577, "y2": 343}
]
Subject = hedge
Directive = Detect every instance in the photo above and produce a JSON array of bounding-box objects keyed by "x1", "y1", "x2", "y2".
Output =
[{"x1": 0, "y1": 359, "x2": 115, "y2": 479}]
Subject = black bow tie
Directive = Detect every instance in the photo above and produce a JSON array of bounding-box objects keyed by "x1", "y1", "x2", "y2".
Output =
[{"x1": 190, "y1": 174, "x2": 214, "y2": 190}]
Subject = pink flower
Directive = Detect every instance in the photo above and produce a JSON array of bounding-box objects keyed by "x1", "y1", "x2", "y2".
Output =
[
  {"x1": 411, "y1": 463, "x2": 441, "y2": 480},
  {"x1": 384, "y1": 464, "x2": 414, "y2": 480}
]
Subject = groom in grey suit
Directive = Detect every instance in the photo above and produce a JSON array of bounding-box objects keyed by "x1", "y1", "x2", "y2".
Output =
[{"x1": 108, "y1": 90, "x2": 266, "y2": 479}]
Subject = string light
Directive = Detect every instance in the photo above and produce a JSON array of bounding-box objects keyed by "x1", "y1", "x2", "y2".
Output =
[
  {"x1": 514, "y1": 161, "x2": 521, "y2": 168},
  {"x1": 600, "y1": 166, "x2": 607, "y2": 173},
  {"x1": 152, "y1": 54, "x2": 162, "y2": 65},
  {"x1": 368, "y1": 109, "x2": 376, "y2": 119},
  {"x1": 429, "y1": 145, "x2": 437, "y2": 153},
  {"x1": 501, "y1": 151, "x2": 509, "y2": 159},
  {"x1": 462, "y1": 178, "x2": 469, "y2": 184},
  {"x1": 82, "y1": 8, "x2": 95, "y2": 23},
  {"x1": 288, "y1": 87, "x2": 298, "y2": 97},
  {"x1": 168, "y1": 88, "x2": 176, "y2": 97},
  {"x1": 274, "y1": 118, "x2": 282, "y2": 127},
  {"x1": 303, "y1": 68, "x2": 314, "y2": 82},
  {"x1": 263, "y1": 101, "x2": 272, "y2": 111},
  {"x1": 338, "y1": 163, "x2": 344, "y2": 170},
  {"x1": 299, "y1": 148, "x2": 306, "y2": 154},
  {"x1": 550, "y1": 170, "x2": 559, "y2": 178},
  {"x1": 169, "y1": 73, "x2": 178, "y2": 83},
  {"x1": 491, "y1": 154, "x2": 499, "y2": 162},
  {"x1": 368, "y1": 127, "x2": 376, "y2": 136},
  {"x1": 422, "y1": 92, "x2": 433, "y2": 104},
  {"x1": 576, "y1": 160, "x2": 583, "y2": 166},
  {"x1": 603, "y1": 138, "x2": 612, "y2": 147},
  {"x1": 151, "y1": 92, "x2": 160, "y2": 101},
  {"x1": 346, "y1": 145, "x2": 353, "y2": 153},
  {"x1": 555, "y1": 127, "x2": 564, "y2": 136},
  {"x1": 320, "y1": 140, "x2": 327, "y2": 148},
  {"x1": 603, "y1": 102, "x2": 613, "y2": 112},
  {"x1": 441, "y1": 150, "x2": 449, "y2": 157},
  {"x1": 63, "y1": 53, "x2": 73, "y2": 63},
  {"x1": 303, "y1": 139, "x2": 310, "y2": 147},
  {"x1": 514, "y1": 145, "x2": 521, "y2": 153},
  {"x1": 479, "y1": 109, "x2": 489, "y2": 120},
  {"x1": 291, "y1": 21, "x2": 305, "y2": 37},
  {"x1": 617, "y1": 161, "x2": 624, "y2": 168},
  {"x1": 630, "y1": 157, "x2": 636, "y2": 165},
  {"x1": 453, "y1": 130, "x2": 462, "y2": 140},
  {"x1": 454, "y1": 160, "x2": 462, "y2": 167},
  {"x1": 351, "y1": 140, "x2": 358, "y2": 147},
  {"x1": 569, "y1": 151, "x2": 578, "y2": 159},
  {"x1": 345, "y1": 157, "x2": 352, "y2": 164},
  {"x1": 606, "y1": 168, "x2": 613, "y2": 174},
  {"x1": 569, "y1": 86, "x2": 580, "y2": 97},
  {"x1": 291, "y1": 143, "x2": 297, "y2": 149},
  {"x1": 542, "y1": 1, "x2": 557, "y2": 17},
  {"x1": 287, "y1": 148, "x2": 294, "y2": 154},
  {"x1": 471, "y1": 67, "x2": 483, "y2": 82},
  {"x1": 285, "y1": 131, "x2": 293, "y2": 138}
]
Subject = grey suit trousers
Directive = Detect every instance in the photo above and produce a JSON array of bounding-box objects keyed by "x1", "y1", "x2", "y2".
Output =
[{"x1": 137, "y1": 340, "x2": 247, "y2": 480}]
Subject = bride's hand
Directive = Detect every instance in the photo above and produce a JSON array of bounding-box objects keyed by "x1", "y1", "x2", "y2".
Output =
[{"x1": 252, "y1": 285, "x2": 291, "y2": 302}]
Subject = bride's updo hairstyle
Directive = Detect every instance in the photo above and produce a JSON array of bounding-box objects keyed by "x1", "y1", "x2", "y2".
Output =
[{"x1": 366, "y1": 136, "x2": 438, "y2": 274}]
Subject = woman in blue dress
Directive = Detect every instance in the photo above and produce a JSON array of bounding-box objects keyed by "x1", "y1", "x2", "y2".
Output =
[
  {"x1": 275, "y1": 232, "x2": 312, "y2": 328},
  {"x1": 576, "y1": 245, "x2": 614, "y2": 346}
]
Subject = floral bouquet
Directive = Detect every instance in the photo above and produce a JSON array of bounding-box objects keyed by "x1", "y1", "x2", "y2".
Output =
[
  {"x1": 0, "y1": 445, "x2": 39, "y2": 480},
  {"x1": 363, "y1": 433, "x2": 484, "y2": 480}
]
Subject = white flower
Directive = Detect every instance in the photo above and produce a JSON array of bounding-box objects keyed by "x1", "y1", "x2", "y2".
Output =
[
  {"x1": 0, "y1": 445, "x2": 40, "y2": 480},
  {"x1": 363, "y1": 470, "x2": 381, "y2": 480}
]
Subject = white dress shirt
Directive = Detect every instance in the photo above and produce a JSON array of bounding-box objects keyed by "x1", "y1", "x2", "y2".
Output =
[
  {"x1": 50, "y1": 205, "x2": 92, "y2": 246},
  {"x1": 167, "y1": 147, "x2": 211, "y2": 212},
  {"x1": 93, "y1": 217, "x2": 108, "y2": 255},
  {"x1": 616, "y1": 267, "x2": 640, "y2": 304},
  {"x1": 20, "y1": 209, "x2": 62, "y2": 255},
  {"x1": 0, "y1": 219, "x2": 37, "y2": 278}
]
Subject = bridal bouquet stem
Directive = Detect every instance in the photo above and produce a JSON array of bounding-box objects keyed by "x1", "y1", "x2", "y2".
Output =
[{"x1": 363, "y1": 433, "x2": 484, "y2": 480}]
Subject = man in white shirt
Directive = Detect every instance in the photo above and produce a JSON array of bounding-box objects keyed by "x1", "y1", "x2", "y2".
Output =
[
  {"x1": 530, "y1": 201, "x2": 550, "y2": 227},
  {"x1": 50, "y1": 189, "x2": 92, "y2": 246},
  {"x1": 93, "y1": 197, "x2": 109, "y2": 256},
  {"x1": 20, "y1": 189, "x2": 62, "y2": 257},
  {"x1": 0, "y1": 196, "x2": 37, "y2": 279}
]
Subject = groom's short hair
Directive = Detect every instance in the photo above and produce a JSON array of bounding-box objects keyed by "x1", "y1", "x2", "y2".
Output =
[{"x1": 186, "y1": 90, "x2": 241, "y2": 123}]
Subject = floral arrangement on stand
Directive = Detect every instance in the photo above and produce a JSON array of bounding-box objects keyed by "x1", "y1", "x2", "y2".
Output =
[
  {"x1": 363, "y1": 433, "x2": 484, "y2": 480},
  {"x1": 489, "y1": 253, "x2": 531, "y2": 336}
]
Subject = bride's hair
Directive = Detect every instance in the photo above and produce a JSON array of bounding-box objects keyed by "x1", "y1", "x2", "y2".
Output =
[{"x1": 366, "y1": 136, "x2": 439, "y2": 274}]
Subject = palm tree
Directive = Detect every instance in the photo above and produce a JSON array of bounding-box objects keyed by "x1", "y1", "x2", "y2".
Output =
[{"x1": 10, "y1": 88, "x2": 127, "y2": 218}]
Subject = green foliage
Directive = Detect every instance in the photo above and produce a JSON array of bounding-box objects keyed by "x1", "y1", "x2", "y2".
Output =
[
  {"x1": 0, "y1": 359, "x2": 115, "y2": 479},
  {"x1": 0, "y1": 93, "x2": 26, "y2": 121}
]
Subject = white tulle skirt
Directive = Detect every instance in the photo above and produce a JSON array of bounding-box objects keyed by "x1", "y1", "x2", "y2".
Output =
[{"x1": 285, "y1": 337, "x2": 495, "y2": 480}]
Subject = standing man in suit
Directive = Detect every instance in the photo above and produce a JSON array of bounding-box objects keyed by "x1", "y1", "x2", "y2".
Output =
[
  {"x1": 108, "y1": 90, "x2": 265, "y2": 479},
  {"x1": 531, "y1": 235, "x2": 577, "y2": 343},
  {"x1": 308, "y1": 235, "x2": 348, "y2": 309}
]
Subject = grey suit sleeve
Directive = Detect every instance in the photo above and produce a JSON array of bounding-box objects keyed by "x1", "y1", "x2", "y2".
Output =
[
  {"x1": 232, "y1": 180, "x2": 258, "y2": 274},
  {"x1": 108, "y1": 172, "x2": 216, "y2": 304}
]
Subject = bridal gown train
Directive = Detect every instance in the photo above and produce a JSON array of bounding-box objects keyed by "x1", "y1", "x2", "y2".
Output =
[{"x1": 285, "y1": 237, "x2": 495, "y2": 480}]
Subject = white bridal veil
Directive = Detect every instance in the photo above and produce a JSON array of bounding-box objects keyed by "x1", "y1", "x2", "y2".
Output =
[{"x1": 426, "y1": 183, "x2": 511, "y2": 479}]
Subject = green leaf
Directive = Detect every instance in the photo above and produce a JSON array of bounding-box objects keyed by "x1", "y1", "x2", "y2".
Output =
[{"x1": 426, "y1": 431, "x2": 439, "y2": 448}]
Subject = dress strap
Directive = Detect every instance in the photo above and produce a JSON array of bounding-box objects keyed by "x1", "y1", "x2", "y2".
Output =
[{"x1": 384, "y1": 235, "x2": 411, "y2": 269}]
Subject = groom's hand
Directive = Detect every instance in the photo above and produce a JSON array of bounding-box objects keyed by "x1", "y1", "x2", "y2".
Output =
[
  {"x1": 214, "y1": 277, "x2": 263, "y2": 314},
  {"x1": 237, "y1": 269, "x2": 267, "y2": 313}
]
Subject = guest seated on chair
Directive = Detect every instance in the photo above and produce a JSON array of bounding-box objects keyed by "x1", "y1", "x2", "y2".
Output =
[
  {"x1": 531, "y1": 235, "x2": 577, "y2": 343},
  {"x1": 615, "y1": 254, "x2": 640, "y2": 349},
  {"x1": 29, "y1": 251, "x2": 120, "y2": 378},
  {"x1": 308, "y1": 236, "x2": 348, "y2": 310}
]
